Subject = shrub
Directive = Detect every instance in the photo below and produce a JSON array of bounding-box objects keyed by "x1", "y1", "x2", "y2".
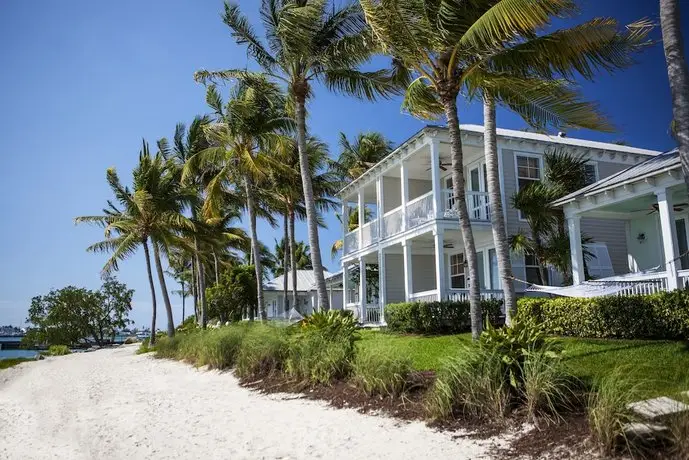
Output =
[
  {"x1": 123, "y1": 336, "x2": 138, "y2": 344},
  {"x1": 235, "y1": 324, "x2": 288, "y2": 379},
  {"x1": 286, "y1": 333, "x2": 353, "y2": 385},
  {"x1": 46, "y1": 345, "x2": 71, "y2": 356},
  {"x1": 429, "y1": 345, "x2": 510, "y2": 420},
  {"x1": 385, "y1": 299, "x2": 503, "y2": 334},
  {"x1": 587, "y1": 367, "x2": 644, "y2": 454},
  {"x1": 296, "y1": 310, "x2": 358, "y2": 345},
  {"x1": 136, "y1": 338, "x2": 154, "y2": 354},
  {"x1": 154, "y1": 335, "x2": 181, "y2": 359},
  {"x1": 176, "y1": 315, "x2": 198, "y2": 334},
  {"x1": 518, "y1": 290, "x2": 689, "y2": 340},
  {"x1": 194, "y1": 326, "x2": 247, "y2": 369},
  {"x1": 352, "y1": 348, "x2": 413, "y2": 397}
]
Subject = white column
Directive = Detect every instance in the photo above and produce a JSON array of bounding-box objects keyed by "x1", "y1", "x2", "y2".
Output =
[
  {"x1": 656, "y1": 189, "x2": 680, "y2": 290},
  {"x1": 430, "y1": 140, "x2": 442, "y2": 218},
  {"x1": 402, "y1": 240, "x2": 413, "y2": 301},
  {"x1": 567, "y1": 215, "x2": 585, "y2": 285},
  {"x1": 359, "y1": 257, "x2": 367, "y2": 321},
  {"x1": 376, "y1": 176, "x2": 385, "y2": 238},
  {"x1": 378, "y1": 248, "x2": 387, "y2": 322},
  {"x1": 433, "y1": 228, "x2": 446, "y2": 301},
  {"x1": 358, "y1": 188, "x2": 365, "y2": 248},
  {"x1": 400, "y1": 161, "x2": 409, "y2": 231},
  {"x1": 342, "y1": 199, "x2": 349, "y2": 252},
  {"x1": 342, "y1": 263, "x2": 350, "y2": 306}
]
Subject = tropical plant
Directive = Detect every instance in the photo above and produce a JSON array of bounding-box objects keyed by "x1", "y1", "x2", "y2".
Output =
[
  {"x1": 360, "y1": 0, "x2": 651, "y2": 339},
  {"x1": 195, "y1": 0, "x2": 401, "y2": 311},
  {"x1": 184, "y1": 77, "x2": 290, "y2": 320},
  {"x1": 334, "y1": 131, "x2": 394, "y2": 181},
  {"x1": 205, "y1": 265, "x2": 258, "y2": 322},
  {"x1": 660, "y1": 0, "x2": 689, "y2": 193},
  {"x1": 76, "y1": 143, "x2": 193, "y2": 342},
  {"x1": 272, "y1": 238, "x2": 312, "y2": 276}
]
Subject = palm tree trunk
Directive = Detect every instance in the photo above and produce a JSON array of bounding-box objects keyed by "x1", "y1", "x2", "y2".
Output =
[
  {"x1": 245, "y1": 176, "x2": 266, "y2": 320},
  {"x1": 213, "y1": 250, "x2": 220, "y2": 285},
  {"x1": 191, "y1": 257, "x2": 198, "y2": 320},
  {"x1": 660, "y1": 0, "x2": 689, "y2": 192},
  {"x1": 289, "y1": 206, "x2": 298, "y2": 313},
  {"x1": 484, "y1": 95, "x2": 517, "y2": 324},
  {"x1": 153, "y1": 242, "x2": 175, "y2": 337},
  {"x1": 194, "y1": 238, "x2": 207, "y2": 328},
  {"x1": 441, "y1": 92, "x2": 483, "y2": 340},
  {"x1": 181, "y1": 279, "x2": 186, "y2": 323},
  {"x1": 295, "y1": 96, "x2": 329, "y2": 310},
  {"x1": 142, "y1": 239, "x2": 158, "y2": 346},
  {"x1": 282, "y1": 212, "x2": 289, "y2": 316}
]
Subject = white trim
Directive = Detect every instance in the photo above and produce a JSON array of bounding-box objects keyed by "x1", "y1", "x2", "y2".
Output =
[{"x1": 514, "y1": 151, "x2": 544, "y2": 222}]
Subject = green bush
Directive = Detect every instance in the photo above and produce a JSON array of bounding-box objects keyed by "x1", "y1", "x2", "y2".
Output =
[
  {"x1": 235, "y1": 324, "x2": 288, "y2": 379},
  {"x1": 385, "y1": 299, "x2": 503, "y2": 334},
  {"x1": 518, "y1": 290, "x2": 689, "y2": 340},
  {"x1": 296, "y1": 310, "x2": 359, "y2": 346},
  {"x1": 46, "y1": 345, "x2": 71, "y2": 356},
  {"x1": 154, "y1": 335, "x2": 181, "y2": 359},
  {"x1": 195, "y1": 326, "x2": 247, "y2": 369},
  {"x1": 136, "y1": 337, "x2": 154, "y2": 354},
  {"x1": 352, "y1": 348, "x2": 413, "y2": 397},
  {"x1": 429, "y1": 345, "x2": 510, "y2": 420},
  {"x1": 286, "y1": 333, "x2": 353, "y2": 385}
]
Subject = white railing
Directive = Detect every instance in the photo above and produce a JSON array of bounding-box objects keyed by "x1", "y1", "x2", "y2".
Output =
[
  {"x1": 442, "y1": 189, "x2": 491, "y2": 222},
  {"x1": 446, "y1": 289, "x2": 505, "y2": 302},
  {"x1": 409, "y1": 289, "x2": 439, "y2": 303},
  {"x1": 406, "y1": 191, "x2": 434, "y2": 229},
  {"x1": 361, "y1": 220, "x2": 379, "y2": 248},
  {"x1": 604, "y1": 274, "x2": 669, "y2": 296},
  {"x1": 364, "y1": 304, "x2": 383, "y2": 324},
  {"x1": 678, "y1": 269, "x2": 689, "y2": 289},
  {"x1": 343, "y1": 230, "x2": 358, "y2": 255},
  {"x1": 382, "y1": 206, "x2": 403, "y2": 239}
]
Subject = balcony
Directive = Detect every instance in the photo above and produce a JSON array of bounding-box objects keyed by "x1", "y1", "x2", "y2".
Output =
[{"x1": 342, "y1": 189, "x2": 492, "y2": 256}]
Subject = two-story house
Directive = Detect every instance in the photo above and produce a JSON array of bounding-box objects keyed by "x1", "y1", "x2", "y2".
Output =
[{"x1": 337, "y1": 125, "x2": 660, "y2": 324}]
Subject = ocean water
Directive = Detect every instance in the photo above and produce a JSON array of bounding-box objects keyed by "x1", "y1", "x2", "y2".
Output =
[{"x1": 0, "y1": 349, "x2": 39, "y2": 360}]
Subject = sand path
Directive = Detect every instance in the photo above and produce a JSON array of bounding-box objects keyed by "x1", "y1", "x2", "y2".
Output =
[{"x1": 0, "y1": 345, "x2": 509, "y2": 459}]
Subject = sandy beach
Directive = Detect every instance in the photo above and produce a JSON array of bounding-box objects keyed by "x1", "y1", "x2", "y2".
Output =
[{"x1": 0, "y1": 345, "x2": 520, "y2": 460}]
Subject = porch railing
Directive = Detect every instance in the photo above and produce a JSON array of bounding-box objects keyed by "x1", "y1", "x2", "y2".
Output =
[
  {"x1": 446, "y1": 289, "x2": 505, "y2": 302},
  {"x1": 364, "y1": 304, "x2": 383, "y2": 324},
  {"x1": 406, "y1": 191, "x2": 435, "y2": 229},
  {"x1": 343, "y1": 230, "x2": 358, "y2": 255},
  {"x1": 361, "y1": 220, "x2": 379, "y2": 247},
  {"x1": 442, "y1": 189, "x2": 491, "y2": 222},
  {"x1": 382, "y1": 207, "x2": 403, "y2": 239},
  {"x1": 409, "y1": 289, "x2": 439, "y2": 303}
]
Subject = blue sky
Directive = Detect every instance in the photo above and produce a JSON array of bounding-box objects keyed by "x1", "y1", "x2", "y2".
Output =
[{"x1": 0, "y1": 0, "x2": 685, "y2": 328}]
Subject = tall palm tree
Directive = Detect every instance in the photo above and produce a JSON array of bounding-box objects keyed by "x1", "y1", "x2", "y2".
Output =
[
  {"x1": 660, "y1": 0, "x2": 689, "y2": 192},
  {"x1": 334, "y1": 131, "x2": 394, "y2": 181},
  {"x1": 195, "y1": 0, "x2": 400, "y2": 311},
  {"x1": 272, "y1": 239, "x2": 312, "y2": 276},
  {"x1": 76, "y1": 143, "x2": 193, "y2": 343},
  {"x1": 360, "y1": 0, "x2": 650, "y2": 339},
  {"x1": 185, "y1": 78, "x2": 290, "y2": 320}
]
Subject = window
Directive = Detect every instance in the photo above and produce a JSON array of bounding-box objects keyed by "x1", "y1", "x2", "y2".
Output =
[
  {"x1": 524, "y1": 253, "x2": 549, "y2": 285},
  {"x1": 516, "y1": 155, "x2": 542, "y2": 219},
  {"x1": 584, "y1": 243, "x2": 614, "y2": 279},
  {"x1": 489, "y1": 249, "x2": 500, "y2": 289},
  {"x1": 450, "y1": 253, "x2": 466, "y2": 288},
  {"x1": 584, "y1": 163, "x2": 598, "y2": 185}
]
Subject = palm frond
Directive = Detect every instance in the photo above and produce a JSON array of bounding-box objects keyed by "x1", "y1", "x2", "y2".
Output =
[
  {"x1": 222, "y1": 2, "x2": 277, "y2": 70},
  {"x1": 402, "y1": 77, "x2": 443, "y2": 120}
]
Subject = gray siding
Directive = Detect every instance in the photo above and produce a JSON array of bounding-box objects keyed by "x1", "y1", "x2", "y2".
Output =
[
  {"x1": 581, "y1": 218, "x2": 629, "y2": 275},
  {"x1": 385, "y1": 253, "x2": 405, "y2": 303},
  {"x1": 412, "y1": 254, "x2": 436, "y2": 292}
]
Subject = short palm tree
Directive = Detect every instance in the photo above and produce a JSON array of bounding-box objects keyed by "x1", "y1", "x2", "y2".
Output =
[
  {"x1": 184, "y1": 78, "x2": 290, "y2": 320},
  {"x1": 360, "y1": 0, "x2": 650, "y2": 339},
  {"x1": 76, "y1": 143, "x2": 193, "y2": 343},
  {"x1": 195, "y1": 0, "x2": 401, "y2": 310},
  {"x1": 334, "y1": 131, "x2": 394, "y2": 181}
]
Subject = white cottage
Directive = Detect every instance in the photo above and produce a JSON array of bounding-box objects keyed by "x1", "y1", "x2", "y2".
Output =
[
  {"x1": 337, "y1": 125, "x2": 660, "y2": 324},
  {"x1": 263, "y1": 270, "x2": 343, "y2": 318}
]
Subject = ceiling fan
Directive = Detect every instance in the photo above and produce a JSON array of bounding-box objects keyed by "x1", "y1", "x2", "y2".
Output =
[
  {"x1": 631, "y1": 203, "x2": 689, "y2": 215},
  {"x1": 426, "y1": 159, "x2": 451, "y2": 171}
]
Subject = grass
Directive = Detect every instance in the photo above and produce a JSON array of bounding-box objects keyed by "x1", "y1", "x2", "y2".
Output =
[
  {"x1": 0, "y1": 358, "x2": 33, "y2": 370},
  {"x1": 358, "y1": 331, "x2": 689, "y2": 399}
]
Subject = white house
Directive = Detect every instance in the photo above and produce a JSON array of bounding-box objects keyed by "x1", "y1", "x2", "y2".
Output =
[
  {"x1": 264, "y1": 269, "x2": 342, "y2": 319},
  {"x1": 553, "y1": 148, "x2": 689, "y2": 295},
  {"x1": 337, "y1": 125, "x2": 660, "y2": 324}
]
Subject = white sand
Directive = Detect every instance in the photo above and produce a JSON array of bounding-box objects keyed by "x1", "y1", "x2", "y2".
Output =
[{"x1": 0, "y1": 345, "x2": 515, "y2": 459}]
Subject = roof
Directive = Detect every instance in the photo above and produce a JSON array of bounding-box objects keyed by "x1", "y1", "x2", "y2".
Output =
[
  {"x1": 552, "y1": 149, "x2": 680, "y2": 206},
  {"x1": 264, "y1": 270, "x2": 334, "y2": 292},
  {"x1": 338, "y1": 124, "x2": 661, "y2": 197}
]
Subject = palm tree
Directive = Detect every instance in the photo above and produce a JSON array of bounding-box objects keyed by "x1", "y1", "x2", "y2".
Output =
[
  {"x1": 184, "y1": 78, "x2": 290, "y2": 320},
  {"x1": 76, "y1": 143, "x2": 193, "y2": 343},
  {"x1": 195, "y1": 0, "x2": 400, "y2": 311},
  {"x1": 165, "y1": 249, "x2": 191, "y2": 323},
  {"x1": 360, "y1": 0, "x2": 650, "y2": 339},
  {"x1": 272, "y1": 239, "x2": 312, "y2": 276},
  {"x1": 660, "y1": 0, "x2": 689, "y2": 192},
  {"x1": 334, "y1": 131, "x2": 393, "y2": 181}
]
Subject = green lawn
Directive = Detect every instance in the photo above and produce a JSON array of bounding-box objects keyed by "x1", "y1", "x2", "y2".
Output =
[
  {"x1": 357, "y1": 330, "x2": 689, "y2": 399},
  {"x1": 0, "y1": 358, "x2": 33, "y2": 370}
]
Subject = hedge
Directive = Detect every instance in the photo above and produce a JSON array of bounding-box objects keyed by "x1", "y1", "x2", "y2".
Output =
[
  {"x1": 517, "y1": 290, "x2": 689, "y2": 340},
  {"x1": 384, "y1": 299, "x2": 504, "y2": 334}
]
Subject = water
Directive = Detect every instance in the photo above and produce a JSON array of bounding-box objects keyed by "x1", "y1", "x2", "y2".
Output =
[{"x1": 0, "y1": 349, "x2": 39, "y2": 360}]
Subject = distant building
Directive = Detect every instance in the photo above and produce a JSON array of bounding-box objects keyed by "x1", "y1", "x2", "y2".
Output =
[{"x1": 263, "y1": 270, "x2": 343, "y2": 318}]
